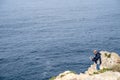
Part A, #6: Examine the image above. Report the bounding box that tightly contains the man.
[90,50,102,70]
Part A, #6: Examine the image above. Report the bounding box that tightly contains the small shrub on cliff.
[99,68,112,73]
[69,71,77,74]
[49,76,56,80]
[93,68,112,75]
[107,54,111,58]
[60,74,65,78]
[104,53,111,58]
[93,72,99,74]
[112,64,120,72]
[59,71,76,78]
[105,53,108,57]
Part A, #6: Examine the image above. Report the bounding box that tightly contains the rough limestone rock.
[53,51,120,80]
[85,71,120,80]
[85,51,120,74]
[54,71,79,80]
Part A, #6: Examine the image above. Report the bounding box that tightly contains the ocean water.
[0,0,120,80]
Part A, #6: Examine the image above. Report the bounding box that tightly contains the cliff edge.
[50,51,120,80]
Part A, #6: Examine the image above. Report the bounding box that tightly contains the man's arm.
[92,53,100,61]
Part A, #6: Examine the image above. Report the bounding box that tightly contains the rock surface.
[53,51,120,80]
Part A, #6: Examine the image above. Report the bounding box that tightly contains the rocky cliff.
[50,51,120,80]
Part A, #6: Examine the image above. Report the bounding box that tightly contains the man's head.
[93,50,97,54]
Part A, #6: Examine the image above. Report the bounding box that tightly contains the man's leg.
[96,64,100,70]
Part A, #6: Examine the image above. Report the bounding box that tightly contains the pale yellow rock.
[85,71,120,80]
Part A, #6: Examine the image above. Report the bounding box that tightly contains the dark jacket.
[92,52,102,64]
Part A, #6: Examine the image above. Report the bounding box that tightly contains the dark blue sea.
[0,0,120,80]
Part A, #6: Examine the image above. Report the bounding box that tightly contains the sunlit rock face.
[100,51,120,68]
[53,51,120,80]
[85,71,120,80]
[86,51,120,74]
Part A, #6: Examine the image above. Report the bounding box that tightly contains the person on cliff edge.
[90,50,102,70]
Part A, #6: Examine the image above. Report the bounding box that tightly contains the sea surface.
[0,0,120,80]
